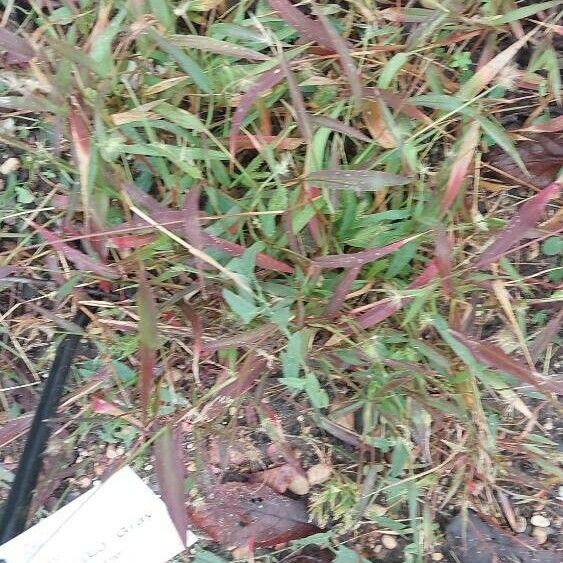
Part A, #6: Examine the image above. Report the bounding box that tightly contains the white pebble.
[77,476,92,489]
[431,554,444,561]
[288,474,310,496]
[530,514,550,528]
[306,463,332,486]
[0,157,20,175]
[381,535,397,550]
[513,516,527,533]
[532,527,548,545]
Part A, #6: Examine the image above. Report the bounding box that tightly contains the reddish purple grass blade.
[325,265,361,318]
[122,182,166,214]
[313,237,410,268]
[434,227,453,296]
[473,181,560,269]
[267,0,337,50]
[530,306,563,363]
[314,7,362,101]
[202,233,294,273]
[441,121,480,215]
[519,115,563,133]
[29,221,118,279]
[279,53,312,143]
[137,271,158,415]
[230,66,286,155]
[311,116,372,142]
[155,426,190,545]
[451,330,563,395]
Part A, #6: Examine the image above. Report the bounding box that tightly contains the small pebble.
[77,476,91,489]
[105,444,119,459]
[0,157,20,175]
[513,516,527,533]
[532,527,548,545]
[530,514,550,528]
[288,474,310,496]
[373,545,382,554]
[381,535,397,550]
[307,463,332,486]
[431,554,444,562]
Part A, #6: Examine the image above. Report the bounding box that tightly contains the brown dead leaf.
[487,132,563,188]
[188,482,319,547]
[362,101,397,148]
[445,511,560,563]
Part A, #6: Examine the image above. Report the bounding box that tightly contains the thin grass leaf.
[450,331,563,395]
[473,181,561,268]
[155,426,190,546]
[313,7,362,101]
[313,237,413,269]
[279,52,312,143]
[311,116,372,142]
[69,99,91,223]
[0,28,35,63]
[325,265,361,318]
[458,30,534,100]
[152,102,206,132]
[171,35,270,61]
[478,115,527,174]
[309,169,410,191]
[230,66,286,154]
[137,270,158,414]
[267,0,337,50]
[440,121,480,215]
[145,27,210,93]
[29,221,117,279]
[484,0,563,25]
[225,135,304,151]
[434,227,453,296]
[201,233,294,273]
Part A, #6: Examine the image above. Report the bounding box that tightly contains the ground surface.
[0,1,562,562]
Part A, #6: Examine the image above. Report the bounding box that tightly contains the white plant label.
[0,466,197,563]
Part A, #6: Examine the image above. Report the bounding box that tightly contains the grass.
[0,0,562,561]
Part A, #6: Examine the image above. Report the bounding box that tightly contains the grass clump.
[0,0,562,561]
